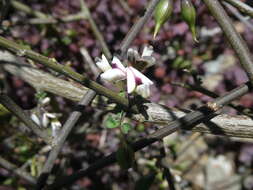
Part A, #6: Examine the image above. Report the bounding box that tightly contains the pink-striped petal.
[129,66,153,85]
[112,56,126,72]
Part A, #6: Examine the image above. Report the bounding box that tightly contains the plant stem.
[120,0,160,57]
[0,156,36,185]
[203,0,253,85]
[0,93,52,144]
[223,0,253,18]
[36,90,96,189]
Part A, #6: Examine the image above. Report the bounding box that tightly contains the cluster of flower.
[95,46,155,98]
[31,97,62,138]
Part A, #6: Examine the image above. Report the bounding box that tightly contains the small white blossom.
[142,45,154,57]
[51,120,62,138]
[31,114,40,126]
[40,97,50,106]
[95,54,111,72]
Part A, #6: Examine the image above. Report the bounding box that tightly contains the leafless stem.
[36,90,96,189]
[0,93,52,144]
[120,0,160,57]
[223,2,253,31]
[203,0,253,84]
[223,0,253,18]
[0,156,36,185]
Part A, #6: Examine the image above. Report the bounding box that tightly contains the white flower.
[97,56,126,82]
[142,45,154,57]
[51,120,62,138]
[42,113,57,128]
[40,97,50,105]
[31,114,40,126]
[96,50,154,98]
[31,112,62,137]
[95,54,112,72]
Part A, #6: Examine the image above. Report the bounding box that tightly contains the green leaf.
[121,123,132,134]
[116,144,135,170]
[35,91,47,100]
[105,115,120,129]
[61,36,72,45]
[134,173,156,190]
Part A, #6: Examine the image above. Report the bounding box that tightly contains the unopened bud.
[153,0,173,38]
[181,0,198,42]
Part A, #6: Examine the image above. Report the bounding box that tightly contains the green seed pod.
[153,0,173,38]
[181,0,198,42]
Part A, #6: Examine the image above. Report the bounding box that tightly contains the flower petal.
[129,66,153,85]
[126,67,136,93]
[31,114,41,126]
[51,121,62,138]
[142,46,153,57]
[100,68,126,82]
[112,56,126,72]
[136,84,151,98]
[45,113,57,119]
[42,113,50,127]
[96,54,112,72]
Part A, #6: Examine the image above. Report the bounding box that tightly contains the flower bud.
[181,0,198,42]
[153,0,173,38]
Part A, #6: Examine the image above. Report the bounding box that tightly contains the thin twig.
[79,0,112,59]
[171,81,252,116]
[11,0,111,59]
[27,12,86,25]
[119,0,134,15]
[11,0,48,19]
[223,2,253,31]
[203,0,253,84]
[0,156,36,185]
[80,47,100,75]
[223,0,253,18]
[48,83,251,189]
[0,94,52,144]
[120,0,160,57]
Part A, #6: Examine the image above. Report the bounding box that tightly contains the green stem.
[0,36,137,112]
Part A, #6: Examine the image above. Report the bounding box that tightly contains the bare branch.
[36,90,96,189]
[223,0,253,18]
[223,2,253,31]
[0,93,52,144]
[0,156,36,185]
[120,0,160,57]
[203,0,253,84]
